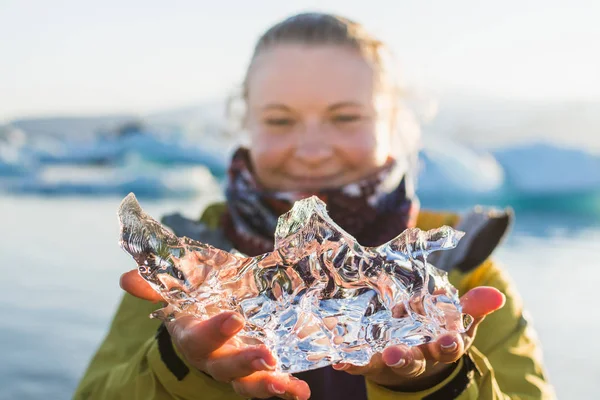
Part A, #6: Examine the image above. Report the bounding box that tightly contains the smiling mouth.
[285,173,343,189]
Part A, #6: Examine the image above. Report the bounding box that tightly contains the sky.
[1,0,599,122]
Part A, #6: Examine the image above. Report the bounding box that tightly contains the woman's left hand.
[332,286,505,391]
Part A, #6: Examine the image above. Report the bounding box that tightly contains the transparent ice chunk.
[118,193,472,373]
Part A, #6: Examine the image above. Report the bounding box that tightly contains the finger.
[424,333,465,364]
[204,344,278,382]
[120,270,163,303]
[333,353,385,376]
[460,286,505,321]
[286,375,311,399]
[382,345,427,378]
[232,372,311,400]
[168,312,245,358]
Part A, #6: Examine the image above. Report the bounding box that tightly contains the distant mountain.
[9,115,136,140]
[5,94,600,153]
[424,93,600,153]
[144,98,237,145]
[145,99,227,126]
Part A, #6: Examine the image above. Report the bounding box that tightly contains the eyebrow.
[261,101,364,112]
[328,101,364,111]
[261,104,291,111]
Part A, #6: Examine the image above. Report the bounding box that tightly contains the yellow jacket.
[74,206,555,399]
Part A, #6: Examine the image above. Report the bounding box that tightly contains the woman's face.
[245,44,394,192]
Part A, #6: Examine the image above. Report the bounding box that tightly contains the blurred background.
[1,1,599,398]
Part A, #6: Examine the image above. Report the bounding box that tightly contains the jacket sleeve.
[72,293,243,400]
[364,259,555,400]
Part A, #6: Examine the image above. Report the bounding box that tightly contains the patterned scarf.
[222,147,419,257]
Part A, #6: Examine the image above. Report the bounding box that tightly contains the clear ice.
[118,193,473,373]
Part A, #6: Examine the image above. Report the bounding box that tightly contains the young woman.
[74,13,554,400]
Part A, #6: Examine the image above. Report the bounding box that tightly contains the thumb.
[460,286,506,322]
[120,269,164,303]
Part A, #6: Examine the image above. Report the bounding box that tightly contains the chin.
[274,174,354,192]
[288,182,343,193]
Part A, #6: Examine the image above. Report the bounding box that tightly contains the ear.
[386,90,399,134]
[224,88,248,138]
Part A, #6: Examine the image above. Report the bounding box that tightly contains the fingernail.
[220,314,244,335]
[332,363,349,371]
[383,348,407,367]
[441,342,458,353]
[387,357,406,368]
[269,383,286,394]
[251,358,275,371]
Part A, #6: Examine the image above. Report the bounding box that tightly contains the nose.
[294,120,333,166]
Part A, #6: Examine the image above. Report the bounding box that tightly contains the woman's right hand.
[120,270,311,400]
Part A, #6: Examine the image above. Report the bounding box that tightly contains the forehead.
[247,44,376,106]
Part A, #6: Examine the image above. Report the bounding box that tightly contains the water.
[2,101,600,398]
[0,194,219,400]
[495,214,600,399]
[1,194,598,399]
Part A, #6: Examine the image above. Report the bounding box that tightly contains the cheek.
[338,123,391,169]
[248,128,292,182]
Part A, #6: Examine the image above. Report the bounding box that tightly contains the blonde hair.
[243,13,395,98]
[227,12,421,182]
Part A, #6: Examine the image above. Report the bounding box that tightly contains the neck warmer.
[222,148,419,256]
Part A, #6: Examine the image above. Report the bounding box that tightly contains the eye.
[265,118,295,126]
[332,114,361,123]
